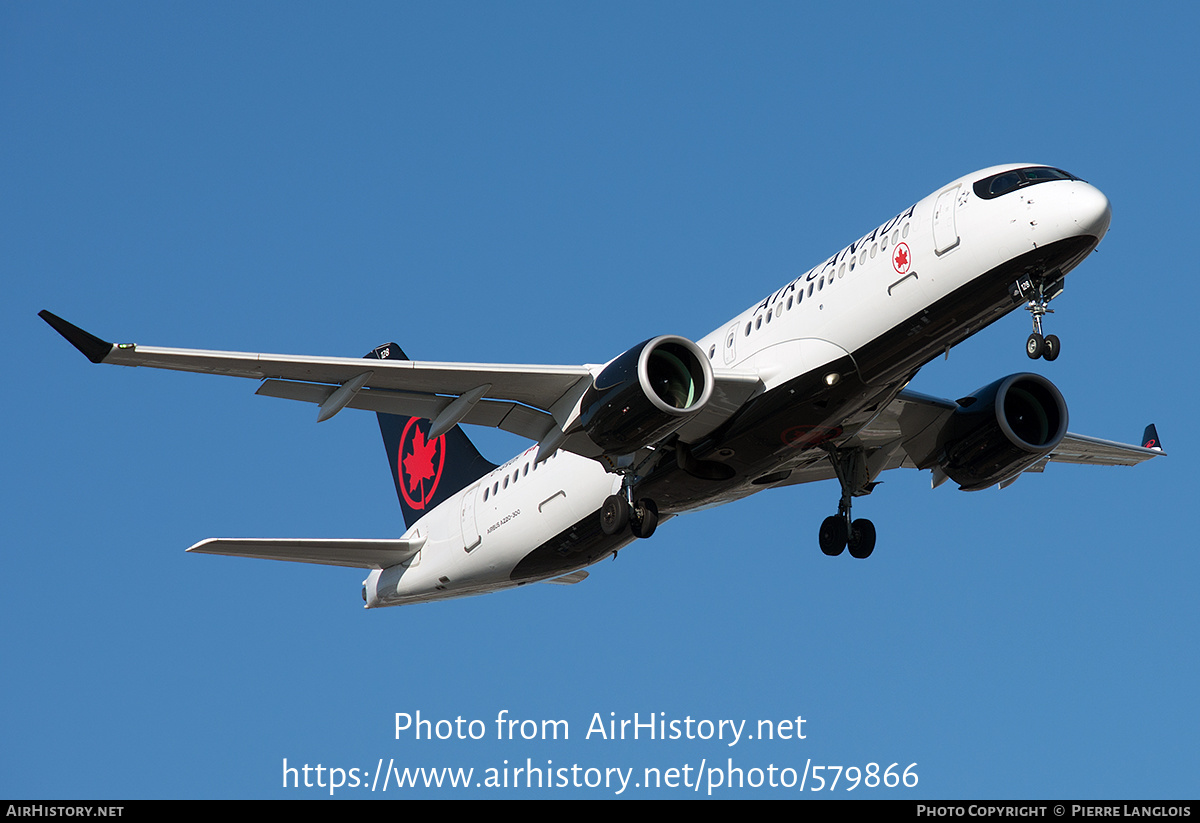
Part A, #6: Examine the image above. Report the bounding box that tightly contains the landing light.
[824,373,841,387]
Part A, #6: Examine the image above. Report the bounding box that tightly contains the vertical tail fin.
[365,343,498,529]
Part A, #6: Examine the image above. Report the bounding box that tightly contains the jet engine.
[936,373,1068,491]
[577,335,713,454]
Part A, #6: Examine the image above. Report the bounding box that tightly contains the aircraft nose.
[1070,183,1112,240]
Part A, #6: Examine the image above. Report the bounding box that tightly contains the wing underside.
[773,387,1163,491]
[186,537,427,569]
[39,311,759,452]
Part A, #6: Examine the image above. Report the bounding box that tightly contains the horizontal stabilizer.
[186,536,427,569]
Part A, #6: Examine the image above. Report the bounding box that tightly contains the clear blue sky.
[3,2,1195,799]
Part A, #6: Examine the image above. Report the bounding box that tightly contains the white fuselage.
[365,165,1112,607]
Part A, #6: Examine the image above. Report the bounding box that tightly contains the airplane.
[40,163,1165,608]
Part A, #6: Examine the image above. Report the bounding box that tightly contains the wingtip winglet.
[1142,423,1164,452]
[39,310,114,364]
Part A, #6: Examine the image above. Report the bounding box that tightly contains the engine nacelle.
[936,373,1068,491]
[577,335,713,454]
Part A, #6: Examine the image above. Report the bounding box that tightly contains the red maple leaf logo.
[404,427,439,492]
[893,243,910,274]
[398,420,445,509]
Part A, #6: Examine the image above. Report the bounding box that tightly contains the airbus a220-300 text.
[42,163,1164,607]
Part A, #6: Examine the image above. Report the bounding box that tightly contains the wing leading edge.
[39,310,591,406]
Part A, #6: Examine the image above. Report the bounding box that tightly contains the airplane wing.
[881,387,1164,468]
[778,387,1164,490]
[1027,430,1165,467]
[39,311,760,453]
[186,536,426,569]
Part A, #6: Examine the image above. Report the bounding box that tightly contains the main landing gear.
[819,510,876,559]
[1011,274,1063,361]
[818,446,877,559]
[601,493,658,539]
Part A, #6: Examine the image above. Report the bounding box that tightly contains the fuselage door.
[461,484,482,552]
[933,185,960,255]
[723,323,738,365]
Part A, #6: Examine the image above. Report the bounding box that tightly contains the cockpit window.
[985,172,1021,197]
[973,166,1079,200]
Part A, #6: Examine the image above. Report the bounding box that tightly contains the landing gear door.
[933,185,960,256]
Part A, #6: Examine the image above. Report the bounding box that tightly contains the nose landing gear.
[1011,274,1063,361]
